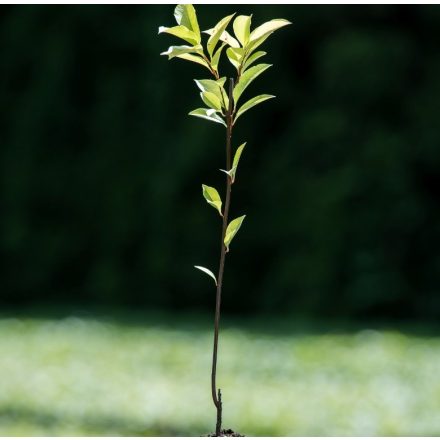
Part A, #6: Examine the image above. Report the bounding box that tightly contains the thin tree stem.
[211,77,234,436]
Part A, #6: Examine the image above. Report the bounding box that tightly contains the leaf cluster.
[159,4,291,126]
[160,5,290,286]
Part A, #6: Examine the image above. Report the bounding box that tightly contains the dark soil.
[206,428,244,437]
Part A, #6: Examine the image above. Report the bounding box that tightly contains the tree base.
[206,428,245,437]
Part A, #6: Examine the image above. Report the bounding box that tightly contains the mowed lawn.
[1,312,440,436]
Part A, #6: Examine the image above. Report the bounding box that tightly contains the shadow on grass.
[0,404,193,436]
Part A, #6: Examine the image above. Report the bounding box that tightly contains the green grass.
[0,312,440,436]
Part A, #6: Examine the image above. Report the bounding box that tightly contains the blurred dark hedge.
[1,5,440,319]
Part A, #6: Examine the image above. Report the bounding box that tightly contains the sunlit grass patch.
[0,313,439,436]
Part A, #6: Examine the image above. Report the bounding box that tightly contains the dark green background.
[2,5,440,319]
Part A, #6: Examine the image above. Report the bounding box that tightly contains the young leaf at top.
[249,18,291,43]
[203,28,240,49]
[202,184,223,216]
[246,18,291,54]
[233,15,252,47]
[189,108,226,126]
[224,215,246,251]
[194,266,217,286]
[232,63,272,105]
[245,34,271,56]
[174,4,201,41]
[234,94,275,123]
[158,25,200,45]
[206,13,235,57]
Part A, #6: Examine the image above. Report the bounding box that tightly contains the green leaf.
[211,42,226,72]
[217,77,227,87]
[242,51,266,72]
[221,142,246,182]
[224,215,246,251]
[195,79,221,97]
[174,4,201,42]
[161,44,203,59]
[249,18,291,43]
[233,15,252,47]
[207,13,235,57]
[189,108,226,126]
[219,30,240,48]
[201,91,222,111]
[226,47,244,71]
[234,94,275,123]
[158,25,199,45]
[203,28,240,49]
[246,33,272,55]
[202,184,223,216]
[216,77,229,109]
[245,19,291,54]
[175,53,211,72]
[232,63,272,105]
[195,78,228,110]
[231,142,246,182]
[220,86,229,111]
[194,266,217,286]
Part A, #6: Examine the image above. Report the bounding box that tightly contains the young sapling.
[159,5,290,435]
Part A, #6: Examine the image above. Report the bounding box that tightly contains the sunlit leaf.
[189,108,226,126]
[174,4,201,42]
[202,184,223,216]
[226,47,244,71]
[249,18,291,43]
[242,51,266,72]
[232,63,272,104]
[158,25,199,45]
[211,42,226,72]
[219,30,240,48]
[234,94,275,123]
[224,215,246,251]
[203,28,240,48]
[195,78,228,110]
[220,86,229,111]
[231,142,246,182]
[194,265,217,286]
[201,91,222,111]
[217,77,227,87]
[195,79,219,95]
[246,33,272,55]
[233,15,252,47]
[245,19,291,54]
[161,44,203,59]
[206,13,235,57]
[175,53,211,72]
